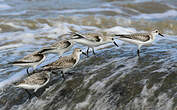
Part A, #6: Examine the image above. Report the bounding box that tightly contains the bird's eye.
[156,31,158,33]
[112,38,114,40]
[80,50,82,52]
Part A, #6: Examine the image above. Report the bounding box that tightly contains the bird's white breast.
[74,39,100,47]
[15,84,41,90]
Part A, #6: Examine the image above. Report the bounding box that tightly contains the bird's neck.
[72,53,80,67]
[46,73,51,78]
[72,52,80,61]
[150,33,156,41]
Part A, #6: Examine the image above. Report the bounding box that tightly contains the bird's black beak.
[113,41,119,47]
[82,52,88,57]
[159,33,164,37]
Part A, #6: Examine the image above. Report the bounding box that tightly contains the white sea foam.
[0,10,26,16]
[134,0,160,3]
[0,44,23,50]
[0,3,11,10]
[132,10,177,19]
[39,22,71,39]
[14,98,47,110]
[156,93,174,110]
[57,7,123,14]
[131,84,162,109]
[64,23,100,32]
[75,95,91,110]
[104,26,137,35]
[0,71,26,89]
[89,81,105,92]
[5,22,25,29]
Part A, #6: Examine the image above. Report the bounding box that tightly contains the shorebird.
[14,70,51,98]
[39,40,74,56]
[10,40,74,75]
[10,52,46,75]
[70,32,119,56]
[43,48,88,78]
[115,29,164,56]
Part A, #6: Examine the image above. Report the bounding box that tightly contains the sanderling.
[70,32,119,56]
[43,48,87,78]
[10,39,74,75]
[10,52,46,75]
[39,40,74,56]
[115,29,164,56]
[14,70,51,98]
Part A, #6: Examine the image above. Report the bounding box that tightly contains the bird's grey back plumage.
[72,32,102,42]
[38,48,55,54]
[38,40,72,54]
[43,56,77,70]
[117,33,151,42]
[15,71,49,85]
[84,33,102,42]
[39,40,72,54]
[72,33,86,39]
[11,53,44,64]
[51,40,71,49]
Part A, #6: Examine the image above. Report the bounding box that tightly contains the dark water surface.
[0,0,177,110]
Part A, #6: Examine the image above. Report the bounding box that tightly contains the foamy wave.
[75,95,91,110]
[0,10,26,16]
[104,26,137,34]
[0,71,25,89]
[57,7,123,14]
[0,3,11,10]
[132,10,177,19]
[0,44,23,50]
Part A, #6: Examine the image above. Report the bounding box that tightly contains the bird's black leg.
[61,71,65,80]
[51,70,58,75]
[33,92,39,98]
[87,47,90,56]
[137,49,140,57]
[92,48,96,55]
[25,89,32,99]
[26,67,30,76]
[66,72,74,75]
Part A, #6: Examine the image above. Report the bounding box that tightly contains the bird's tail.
[115,34,131,39]
[58,32,86,41]
[38,48,55,54]
[2,60,16,68]
[69,32,85,39]
[115,34,126,37]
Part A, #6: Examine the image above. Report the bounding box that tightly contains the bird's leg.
[61,71,65,80]
[66,72,74,75]
[86,47,90,56]
[24,89,32,99]
[33,92,39,98]
[137,49,140,57]
[137,45,141,57]
[26,67,30,76]
[92,47,96,55]
[51,70,58,75]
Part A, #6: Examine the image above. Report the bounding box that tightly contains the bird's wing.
[39,40,72,54]
[43,56,76,70]
[84,33,102,42]
[11,53,44,64]
[50,40,72,49]
[72,32,101,42]
[38,48,56,54]
[16,72,48,85]
[116,33,150,42]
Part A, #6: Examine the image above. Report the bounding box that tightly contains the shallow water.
[0,0,177,110]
